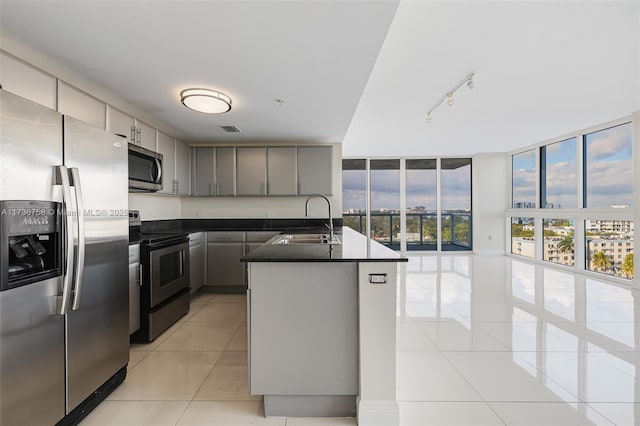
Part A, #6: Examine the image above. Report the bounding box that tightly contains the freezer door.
[62,116,129,412]
[0,90,63,201]
[0,277,65,426]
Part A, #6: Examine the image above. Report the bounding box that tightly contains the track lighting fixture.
[426,72,475,123]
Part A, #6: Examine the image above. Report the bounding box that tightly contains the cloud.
[586,124,632,162]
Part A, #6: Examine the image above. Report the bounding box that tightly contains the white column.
[357,262,399,426]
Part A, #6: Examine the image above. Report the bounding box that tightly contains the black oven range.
[129,211,190,342]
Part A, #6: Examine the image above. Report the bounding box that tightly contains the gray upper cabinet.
[107,106,135,144]
[57,81,106,129]
[297,146,333,195]
[237,147,267,196]
[193,147,215,196]
[136,119,156,152]
[175,140,191,196]
[267,147,297,196]
[215,147,236,196]
[157,130,176,194]
[106,106,156,150]
[0,51,57,110]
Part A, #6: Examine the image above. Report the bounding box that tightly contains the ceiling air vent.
[220,125,241,133]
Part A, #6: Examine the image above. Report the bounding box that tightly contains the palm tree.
[557,236,574,253]
[621,253,634,279]
[591,250,614,272]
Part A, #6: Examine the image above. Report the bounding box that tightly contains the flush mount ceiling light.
[426,72,475,123]
[180,88,232,114]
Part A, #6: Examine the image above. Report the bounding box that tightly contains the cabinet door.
[156,131,176,194]
[57,81,106,129]
[107,106,135,144]
[193,147,215,196]
[175,140,191,196]
[237,147,267,196]
[128,262,140,335]
[267,147,297,195]
[189,233,205,294]
[206,242,245,287]
[297,146,333,195]
[136,119,156,152]
[215,147,236,196]
[0,51,57,109]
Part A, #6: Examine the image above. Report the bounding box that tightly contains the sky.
[342,164,471,212]
[512,123,633,209]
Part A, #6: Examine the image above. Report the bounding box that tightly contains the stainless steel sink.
[271,233,341,245]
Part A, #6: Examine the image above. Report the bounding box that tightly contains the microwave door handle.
[70,168,85,310]
[154,158,162,184]
[55,165,75,315]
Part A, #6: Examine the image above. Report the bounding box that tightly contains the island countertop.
[240,226,407,263]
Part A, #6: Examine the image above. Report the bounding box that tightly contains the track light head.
[446,93,454,106]
[467,77,474,90]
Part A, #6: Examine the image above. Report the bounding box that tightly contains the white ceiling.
[1,1,639,157]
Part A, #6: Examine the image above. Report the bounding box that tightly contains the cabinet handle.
[138,264,143,287]
[216,182,219,196]
[173,179,178,194]
[136,128,142,145]
[131,126,136,144]
[175,179,180,194]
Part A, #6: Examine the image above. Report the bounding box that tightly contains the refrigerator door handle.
[70,168,86,310]
[55,165,75,315]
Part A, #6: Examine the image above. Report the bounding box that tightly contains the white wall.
[181,144,343,219]
[472,153,508,255]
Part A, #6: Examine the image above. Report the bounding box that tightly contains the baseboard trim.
[473,249,505,256]
[357,398,399,426]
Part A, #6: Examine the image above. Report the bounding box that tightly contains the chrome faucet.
[304,194,334,240]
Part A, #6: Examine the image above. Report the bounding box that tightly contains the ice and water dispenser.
[0,201,62,291]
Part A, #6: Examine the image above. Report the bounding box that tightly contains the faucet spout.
[304,194,334,240]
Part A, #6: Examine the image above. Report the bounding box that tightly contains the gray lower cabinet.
[206,232,246,290]
[189,232,205,294]
[248,262,358,416]
[245,231,280,254]
[128,244,140,336]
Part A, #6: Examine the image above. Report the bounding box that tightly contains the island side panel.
[248,262,358,396]
[357,261,400,426]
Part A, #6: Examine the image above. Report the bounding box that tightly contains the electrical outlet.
[265,211,275,218]
[488,234,493,240]
[196,211,206,218]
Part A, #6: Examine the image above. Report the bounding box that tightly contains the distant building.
[586,220,634,234]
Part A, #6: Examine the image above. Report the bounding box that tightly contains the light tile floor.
[81,254,640,425]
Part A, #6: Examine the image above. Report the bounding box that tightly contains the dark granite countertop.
[241,227,407,263]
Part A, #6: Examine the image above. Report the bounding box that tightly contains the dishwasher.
[189,232,205,294]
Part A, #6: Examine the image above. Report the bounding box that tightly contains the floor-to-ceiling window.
[341,159,367,234]
[405,159,437,251]
[342,158,472,252]
[370,159,401,250]
[441,158,472,251]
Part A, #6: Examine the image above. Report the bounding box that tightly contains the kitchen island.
[241,227,407,425]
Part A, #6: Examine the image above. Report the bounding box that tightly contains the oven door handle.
[70,167,85,310]
[55,165,75,315]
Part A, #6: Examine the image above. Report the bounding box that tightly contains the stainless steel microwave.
[128,144,163,192]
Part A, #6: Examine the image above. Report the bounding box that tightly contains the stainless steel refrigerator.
[0,89,129,425]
